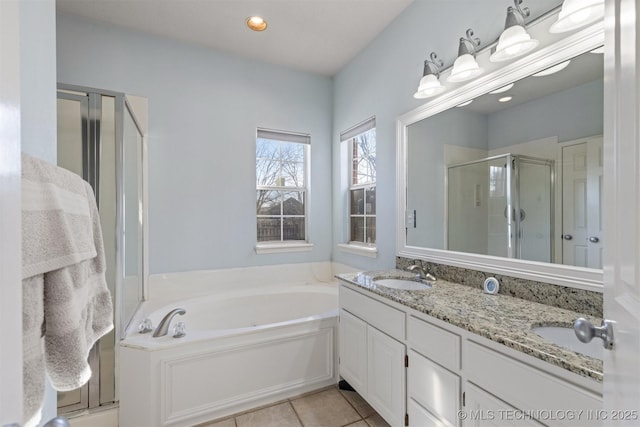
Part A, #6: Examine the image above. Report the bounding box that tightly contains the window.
[342,118,376,246]
[256,128,309,245]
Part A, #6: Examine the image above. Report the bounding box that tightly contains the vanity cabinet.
[464,340,602,427]
[339,286,406,427]
[338,280,603,427]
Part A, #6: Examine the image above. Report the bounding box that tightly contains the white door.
[0,0,24,424]
[603,0,640,419]
[561,137,603,269]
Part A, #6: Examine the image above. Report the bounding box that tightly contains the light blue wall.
[406,108,488,250]
[488,79,604,148]
[331,0,561,270]
[56,13,333,274]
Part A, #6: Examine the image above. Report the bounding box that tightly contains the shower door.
[56,85,145,415]
[447,154,554,262]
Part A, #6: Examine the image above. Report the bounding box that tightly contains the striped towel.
[21,153,113,427]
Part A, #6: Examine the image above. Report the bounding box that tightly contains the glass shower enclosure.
[56,84,145,415]
[447,154,554,263]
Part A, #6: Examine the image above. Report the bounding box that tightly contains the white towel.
[21,153,114,427]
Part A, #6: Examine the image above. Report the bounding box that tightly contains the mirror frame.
[396,15,604,292]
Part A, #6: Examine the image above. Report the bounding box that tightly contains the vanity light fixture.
[532,60,571,77]
[246,16,268,31]
[498,96,513,103]
[489,83,515,94]
[490,0,539,63]
[549,0,604,34]
[447,29,483,83]
[414,52,446,99]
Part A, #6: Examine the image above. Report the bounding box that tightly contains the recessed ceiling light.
[590,46,605,54]
[489,83,514,94]
[532,60,571,77]
[247,16,267,32]
[499,96,513,103]
[456,100,473,107]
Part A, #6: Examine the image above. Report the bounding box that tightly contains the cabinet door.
[408,349,460,426]
[339,309,368,394]
[464,383,542,427]
[367,326,406,427]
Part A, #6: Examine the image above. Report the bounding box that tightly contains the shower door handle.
[562,234,573,240]
[589,236,600,243]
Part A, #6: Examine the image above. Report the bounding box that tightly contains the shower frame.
[56,83,147,415]
[445,153,555,261]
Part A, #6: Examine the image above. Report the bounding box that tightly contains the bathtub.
[119,283,339,427]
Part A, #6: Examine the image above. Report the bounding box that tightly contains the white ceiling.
[56,0,415,76]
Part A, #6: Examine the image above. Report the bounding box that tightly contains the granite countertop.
[336,269,603,383]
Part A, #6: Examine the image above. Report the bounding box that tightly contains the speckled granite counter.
[336,270,603,383]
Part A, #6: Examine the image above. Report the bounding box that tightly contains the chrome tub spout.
[152,308,186,337]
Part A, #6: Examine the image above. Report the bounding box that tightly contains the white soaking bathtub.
[119,283,339,427]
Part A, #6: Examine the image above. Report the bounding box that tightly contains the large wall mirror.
[396,15,604,291]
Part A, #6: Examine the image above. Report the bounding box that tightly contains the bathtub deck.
[197,386,389,427]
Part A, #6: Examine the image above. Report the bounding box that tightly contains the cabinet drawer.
[465,341,602,426]
[408,398,449,427]
[340,285,405,339]
[408,315,460,371]
[408,349,460,427]
[464,382,543,427]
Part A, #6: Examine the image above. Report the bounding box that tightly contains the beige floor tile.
[344,421,369,427]
[236,402,302,427]
[197,418,236,427]
[291,388,361,427]
[339,389,376,418]
[364,413,391,427]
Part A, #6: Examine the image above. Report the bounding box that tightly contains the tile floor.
[197,386,391,427]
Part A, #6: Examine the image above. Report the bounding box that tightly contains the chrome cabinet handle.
[589,236,600,243]
[562,234,573,240]
[574,318,614,350]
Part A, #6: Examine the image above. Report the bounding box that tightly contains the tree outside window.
[349,127,376,245]
[256,130,309,243]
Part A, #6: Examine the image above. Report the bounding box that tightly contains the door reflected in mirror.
[406,48,603,270]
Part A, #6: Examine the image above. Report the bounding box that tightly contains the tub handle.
[138,318,154,334]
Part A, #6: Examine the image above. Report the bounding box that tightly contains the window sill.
[337,243,378,258]
[255,242,314,254]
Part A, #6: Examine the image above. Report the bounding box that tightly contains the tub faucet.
[152,308,186,337]
[407,265,436,282]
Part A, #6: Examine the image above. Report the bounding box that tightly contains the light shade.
[447,54,483,82]
[490,25,539,62]
[550,0,604,33]
[532,60,571,77]
[414,74,445,99]
[447,29,483,83]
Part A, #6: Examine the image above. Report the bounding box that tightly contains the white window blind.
[258,128,310,145]
[340,117,376,142]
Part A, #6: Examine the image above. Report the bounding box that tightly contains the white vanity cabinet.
[464,340,602,427]
[338,280,603,427]
[339,285,406,427]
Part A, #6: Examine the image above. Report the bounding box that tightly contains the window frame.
[340,117,377,254]
[255,128,312,254]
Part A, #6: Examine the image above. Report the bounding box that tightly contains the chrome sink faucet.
[152,308,186,337]
[407,264,436,282]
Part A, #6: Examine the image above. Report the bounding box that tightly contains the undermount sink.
[532,326,603,359]
[374,278,432,291]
